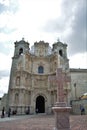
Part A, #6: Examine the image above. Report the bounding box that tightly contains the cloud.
[43,0,76,33]
[0,70,10,79]
[0,12,18,35]
[67,0,87,55]
[43,0,87,56]
[0,90,5,97]
[0,52,12,70]
[0,52,11,97]
[0,41,13,55]
[0,0,19,14]
[0,77,9,97]
[69,52,87,68]
[0,26,16,34]
[0,0,87,97]
[0,3,7,13]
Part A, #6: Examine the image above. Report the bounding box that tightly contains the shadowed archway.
[36,95,45,113]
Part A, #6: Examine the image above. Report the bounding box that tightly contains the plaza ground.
[0,114,87,130]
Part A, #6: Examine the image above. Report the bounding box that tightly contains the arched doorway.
[36,96,45,113]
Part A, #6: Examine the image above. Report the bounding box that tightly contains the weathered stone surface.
[0,115,87,130]
[1,39,86,116]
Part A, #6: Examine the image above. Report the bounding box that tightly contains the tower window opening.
[59,50,63,57]
[19,48,23,55]
[38,66,44,73]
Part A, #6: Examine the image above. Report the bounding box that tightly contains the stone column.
[52,102,71,130]
[49,68,71,130]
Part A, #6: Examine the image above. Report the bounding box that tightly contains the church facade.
[7,39,87,114]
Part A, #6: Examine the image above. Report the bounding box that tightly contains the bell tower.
[8,38,30,89]
[14,38,29,57]
[52,40,69,71]
[8,38,30,112]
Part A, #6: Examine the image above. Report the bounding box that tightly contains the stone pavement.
[0,114,87,130]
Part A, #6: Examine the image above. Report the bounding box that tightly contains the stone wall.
[71,99,87,115]
[70,69,87,100]
[0,98,2,111]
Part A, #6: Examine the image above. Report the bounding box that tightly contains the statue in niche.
[16,76,20,86]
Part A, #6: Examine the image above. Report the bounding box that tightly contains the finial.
[57,38,60,42]
[22,37,24,41]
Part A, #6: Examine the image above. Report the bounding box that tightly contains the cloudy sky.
[0,0,87,97]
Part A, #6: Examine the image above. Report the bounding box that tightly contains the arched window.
[38,66,44,73]
[59,49,63,57]
[19,48,23,55]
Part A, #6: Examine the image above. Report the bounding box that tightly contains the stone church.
[7,39,87,114]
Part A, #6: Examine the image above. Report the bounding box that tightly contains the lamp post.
[74,83,77,99]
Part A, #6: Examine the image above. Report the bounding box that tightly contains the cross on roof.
[49,68,71,102]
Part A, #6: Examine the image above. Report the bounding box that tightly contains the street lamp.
[74,83,77,99]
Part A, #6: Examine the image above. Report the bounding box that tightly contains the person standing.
[1,107,5,118]
[80,104,85,115]
[8,107,11,117]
